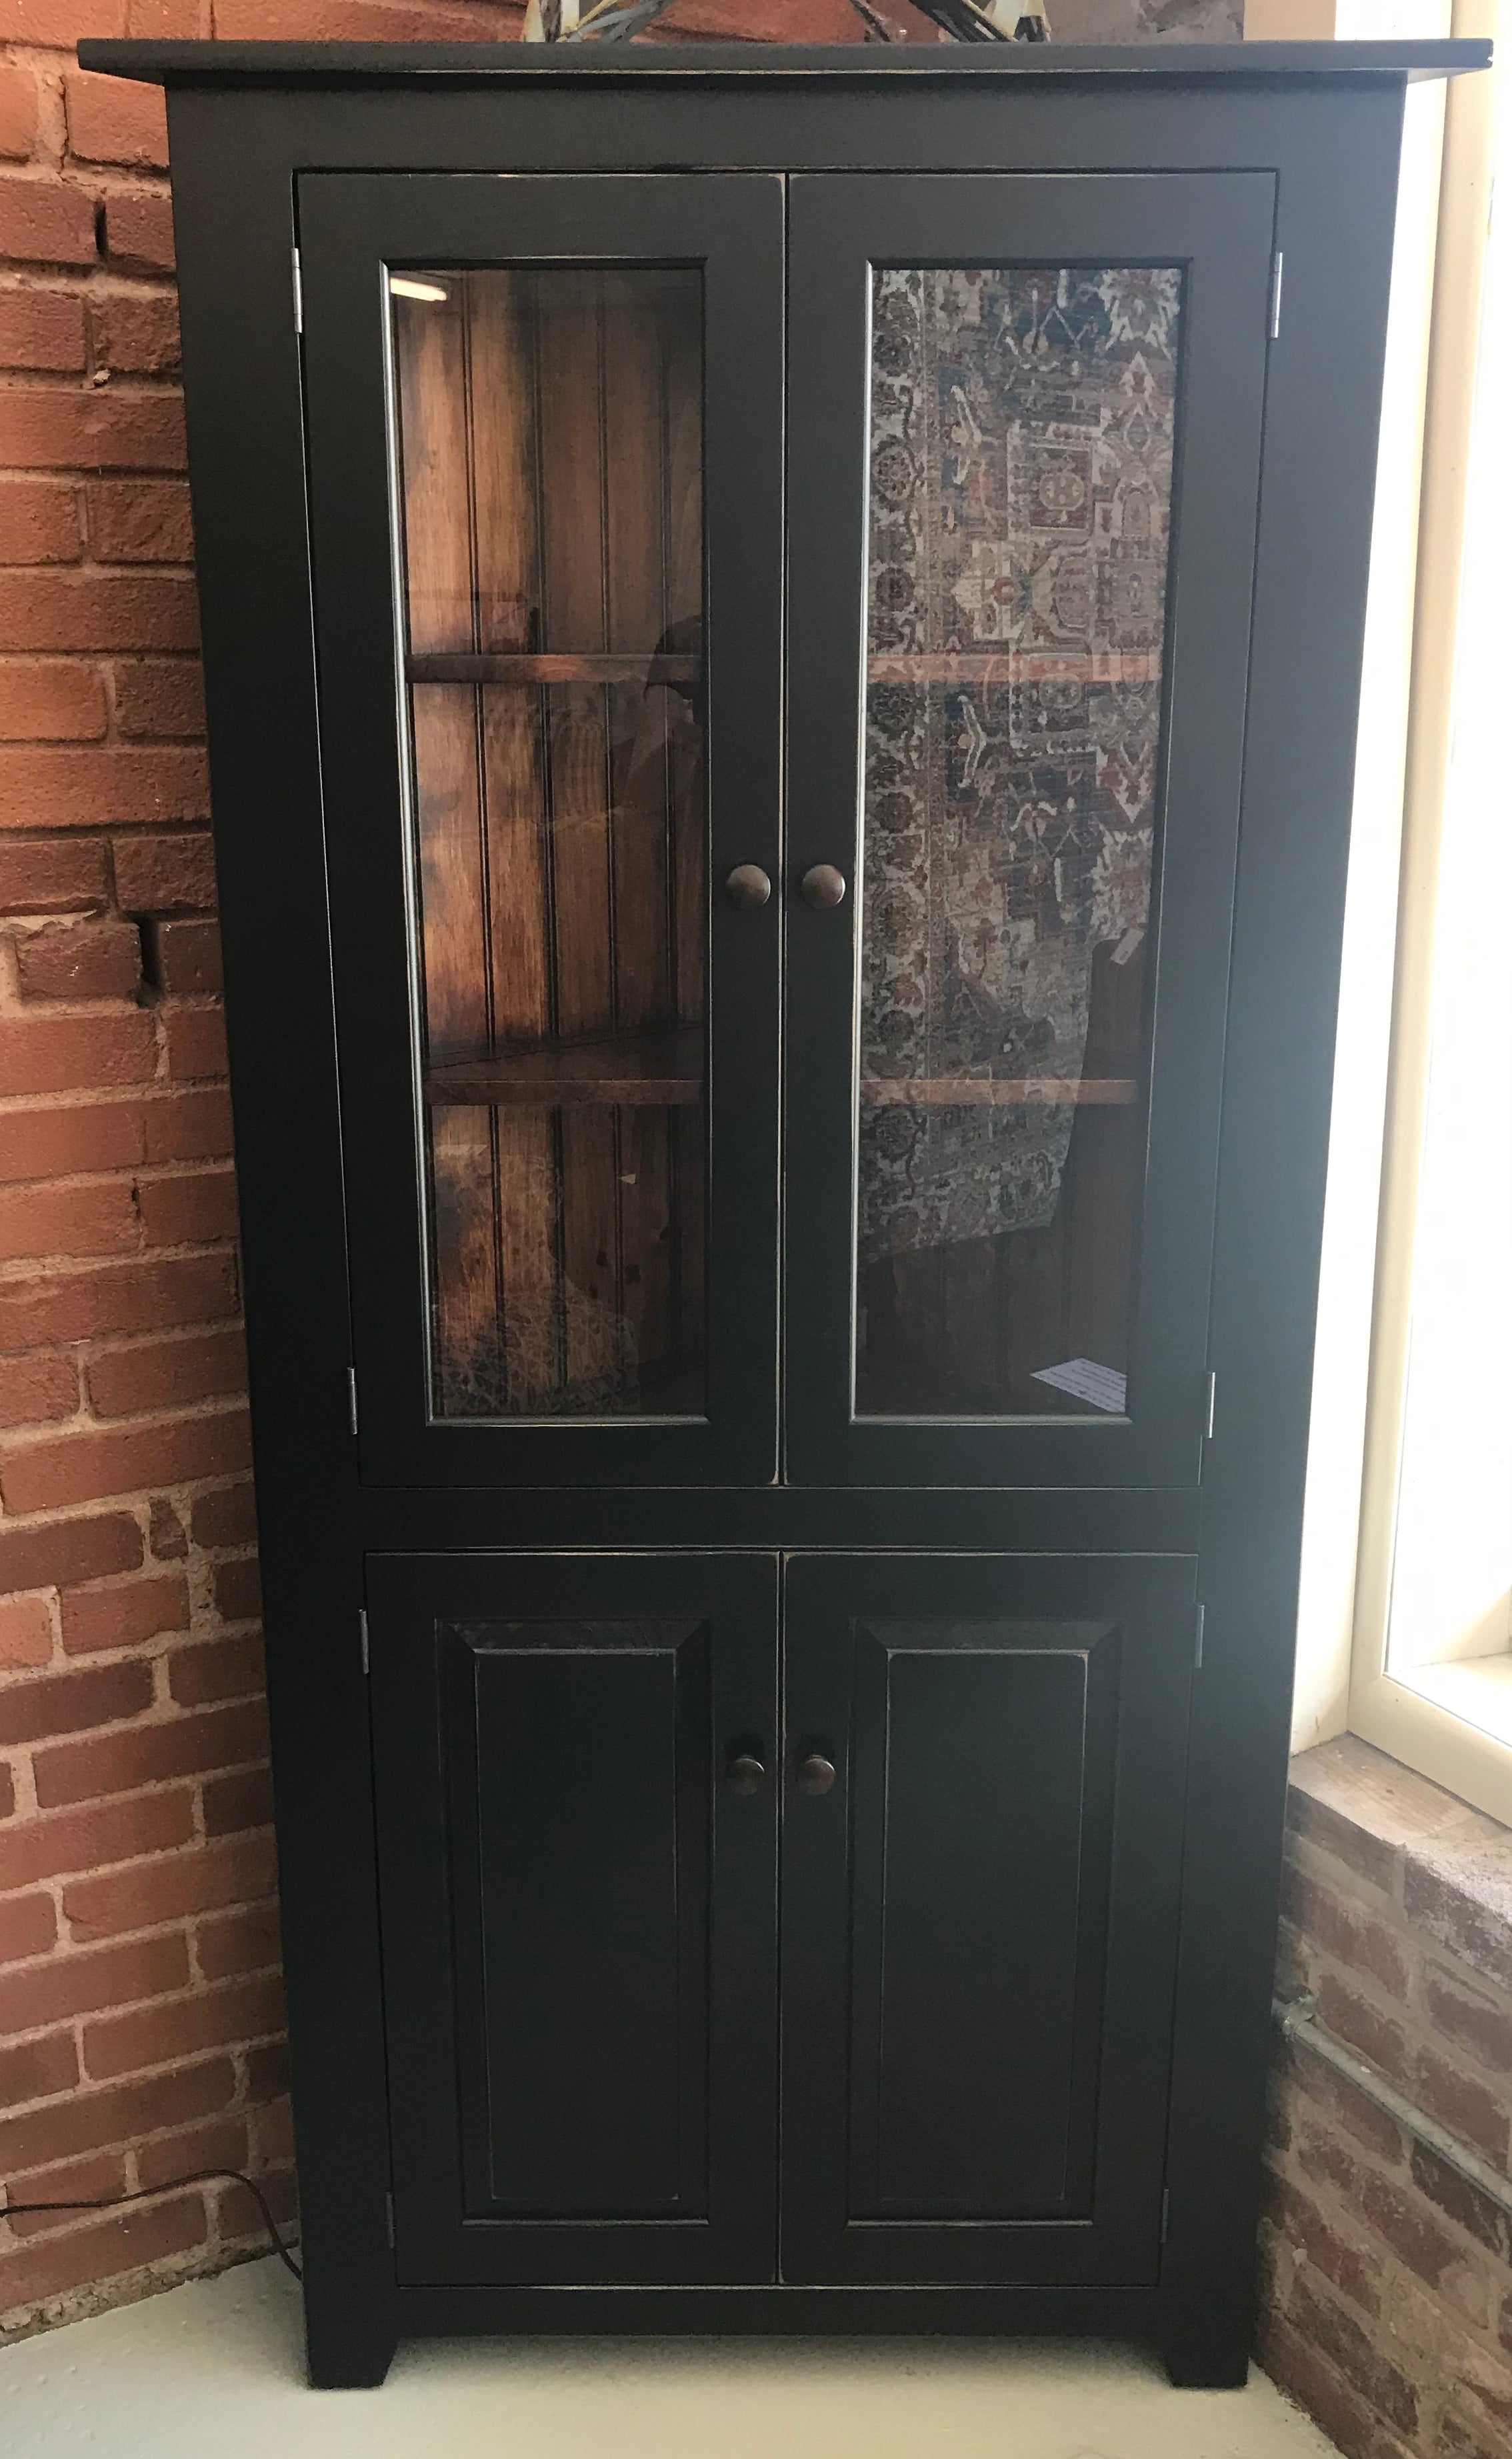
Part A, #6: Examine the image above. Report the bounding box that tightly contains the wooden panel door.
[784,173,1275,1487]
[368,1553,778,2286]
[780,1554,1196,2285]
[298,175,782,1486]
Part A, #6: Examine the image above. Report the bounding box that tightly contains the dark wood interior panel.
[445,1617,711,2219]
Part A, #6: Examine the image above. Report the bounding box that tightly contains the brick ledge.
[1289,1733,1512,1996]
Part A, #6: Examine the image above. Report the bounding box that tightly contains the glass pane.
[390,267,705,1419]
[855,265,1182,1420]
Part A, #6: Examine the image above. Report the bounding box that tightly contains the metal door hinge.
[359,1608,370,1678]
[1193,1604,1206,1672]
[1203,1370,1217,1443]
[1161,2185,1171,2245]
[347,1367,359,1438]
[291,247,303,334]
[1269,251,1283,341]
[384,2189,395,2249]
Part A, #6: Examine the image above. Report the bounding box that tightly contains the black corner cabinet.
[83,35,1489,2391]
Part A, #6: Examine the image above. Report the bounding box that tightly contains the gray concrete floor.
[0,2256,1338,2458]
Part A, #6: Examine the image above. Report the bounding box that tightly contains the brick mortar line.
[0,599,197,611]
[0,1082,223,1112]
[0,1159,235,1183]
[1,817,210,838]
[0,1811,262,1892]
[0,1248,239,1278]
[0,1963,283,2050]
[5,1328,245,1355]
[0,1391,249,1447]
[0,664,196,673]
[0,271,179,292]
[2,1989,284,2062]
[0,1759,272,1822]
[1276,1993,1512,2219]
[0,1480,239,1523]
[0,1232,240,1280]
[1,1888,269,1961]
[0,370,180,387]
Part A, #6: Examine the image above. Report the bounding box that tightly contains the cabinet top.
[77,38,1489,91]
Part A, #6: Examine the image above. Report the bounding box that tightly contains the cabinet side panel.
[1163,87,1405,2386]
[165,84,398,2383]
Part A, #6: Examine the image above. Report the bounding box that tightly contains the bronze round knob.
[796,1751,837,1797]
[726,1752,766,1796]
[725,863,772,911]
[799,863,847,910]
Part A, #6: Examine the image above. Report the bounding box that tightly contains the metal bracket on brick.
[1275,1992,1512,2223]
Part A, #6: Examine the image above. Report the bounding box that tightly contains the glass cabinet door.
[299,176,782,1486]
[393,267,705,1424]
[785,175,1277,1488]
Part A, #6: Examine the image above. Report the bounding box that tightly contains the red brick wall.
[1261,1738,1512,2459]
[0,7,290,2338]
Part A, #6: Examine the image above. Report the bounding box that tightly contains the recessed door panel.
[780,1554,1195,2286]
[458,1628,708,2217]
[848,1625,1116,2219]
[299,174,781,1486]
[369,1553,778,2286]
[785,173,1275,1487]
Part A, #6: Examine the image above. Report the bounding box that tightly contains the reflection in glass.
[855,265,1183,1420]
[391,268,705,1419]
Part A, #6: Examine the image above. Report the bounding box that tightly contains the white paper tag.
[1031,1358,1127,1414]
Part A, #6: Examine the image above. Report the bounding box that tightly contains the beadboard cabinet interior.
[81,34,1489,2396]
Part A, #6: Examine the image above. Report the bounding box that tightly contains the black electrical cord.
[1,2167,301,2281]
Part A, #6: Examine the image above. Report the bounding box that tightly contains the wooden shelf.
[425,1027,704,1110]
[867,652,1161,687]
[427,1053,1136,1112]
[862,1077,1139,1108]
[408,651,701,689]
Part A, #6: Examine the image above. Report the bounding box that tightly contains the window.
[1295,1,1512,1824]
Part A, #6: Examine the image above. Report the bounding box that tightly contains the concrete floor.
[0,2256,1338,2459]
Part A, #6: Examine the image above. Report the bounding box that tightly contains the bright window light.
[1386,64,1512,1726]
[389,276,450,304]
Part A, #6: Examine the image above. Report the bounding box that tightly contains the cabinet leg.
[303,2287,397,2389]
[1159,2302,1253,2390]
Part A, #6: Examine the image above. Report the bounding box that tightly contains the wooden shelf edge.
[867,652,1161,687]
[427,1063,1135,1111]
[409,651,701,689]
[426,1027,705,1110]
[862,1078,1139,1108]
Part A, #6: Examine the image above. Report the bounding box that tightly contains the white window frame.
[1278,0,1512,1824]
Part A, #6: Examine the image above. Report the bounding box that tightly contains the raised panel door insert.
[390,267,707,1424]
[857,264,1183,1422]
[442,1615,713,2220]
[846,1618,1117,2219]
